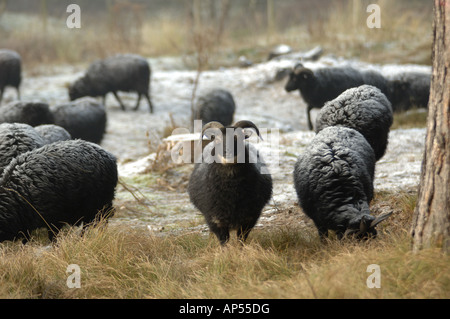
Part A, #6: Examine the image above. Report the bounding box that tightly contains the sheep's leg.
[307,105,314,130]
[144,93,154,113]
[0,88,3,105]
[16,87,20,100]
[112,91,127,111]
[133,93,142,111]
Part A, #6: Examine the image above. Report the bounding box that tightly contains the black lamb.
[34,124,72,144]
[50,97,107,144]
[0,101,54,126]
[293,126,392,239]
[69,53,154,112]
[386,71,431,112]
[192,88,236,127]
[0,123,45,175]
[188,121,273,245]
[0,49,21,105]
[0,139,118,242]
[284,63,365,130]
[315,85,393,161]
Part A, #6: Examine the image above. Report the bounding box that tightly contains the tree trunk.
[411,0,450,253]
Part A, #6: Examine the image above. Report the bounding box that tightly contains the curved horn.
[369,211,393,228]
[233,120,261,139]
[201,121,224,140]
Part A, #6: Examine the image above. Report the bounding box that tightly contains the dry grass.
[0,190,448,299]
[0,1,433,70]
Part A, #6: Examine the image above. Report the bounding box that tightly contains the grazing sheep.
[188,121,273,245]
[69,54,154,112]
[284,64,365,130]
[34,124,72,144]
[387,72,431,112]
[0,101,54,126]
[315,85,393,161]
[0,49,21,105]
[192,89,236,127]
[0,123,45,175]
[50,97,107,144]
[0,139,118,242]
[293,126,392,239]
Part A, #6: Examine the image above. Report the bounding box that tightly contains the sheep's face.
[68,80,85,101]
[345,211,393,240]
[285,68,315,92]
[201,121,260,165]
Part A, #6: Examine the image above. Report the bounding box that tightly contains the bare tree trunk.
[411,0,450,253]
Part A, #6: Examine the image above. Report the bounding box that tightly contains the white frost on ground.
[2,53,429,230]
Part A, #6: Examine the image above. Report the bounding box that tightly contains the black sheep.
[50,97,107,144]
[34,124,72,144]
[192,88,236,127]
[315,85,393,161]
[188,121,273,245]
[386,72,431,112]
[0,101,54,126]
[293,126,392,239]
[284,64,365,130]
[0,123,45,175]
[0,49,21,105]
[0,139,118,242]
[69,54,154,112]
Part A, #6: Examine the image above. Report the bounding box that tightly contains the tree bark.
[411,0,450,253]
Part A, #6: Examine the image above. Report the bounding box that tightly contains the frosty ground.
[2,54,430,236]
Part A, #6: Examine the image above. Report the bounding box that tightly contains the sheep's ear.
[201,121,224,141]
[234,120,261,140]
[369,211,393,228]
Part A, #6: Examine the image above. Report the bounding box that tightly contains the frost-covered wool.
[284,64,365,130]
[192,88,236,127]
[0,49,21,105]
[0,123,45,175]
[34,124,72,144]
[293,126,378,238]
[315,85,393,161]
[51,97,106,144]
[69,54,154,112]
[0,139,118,242]
[0,101,54,126]
[188,121,273,245]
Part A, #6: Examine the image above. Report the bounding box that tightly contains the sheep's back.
[294,127,375,222]
[0,140,118,233]
[0,123,45,175]
[87,54,151,94]
[51,98,106,144]
[0,101,54,126]
[307,67,365,107]
[315,85,393,161]
[193,89,236,126]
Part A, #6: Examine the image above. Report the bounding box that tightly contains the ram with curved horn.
[188,120,272,245]
[293,126,393,239]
